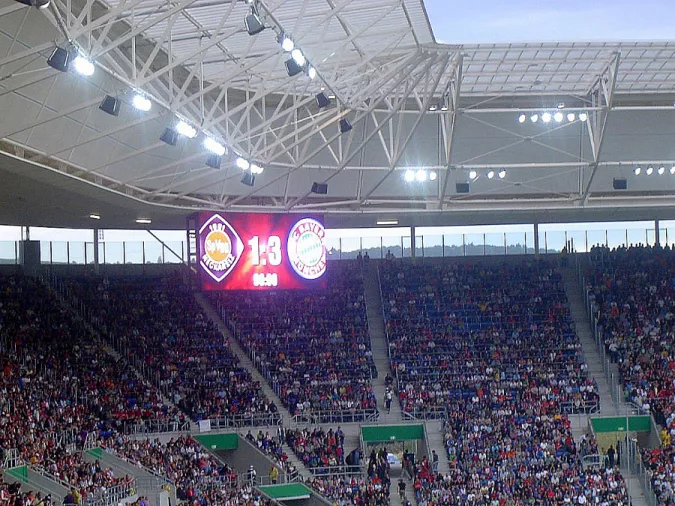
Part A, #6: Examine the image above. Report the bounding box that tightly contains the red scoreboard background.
[197,212,327,290]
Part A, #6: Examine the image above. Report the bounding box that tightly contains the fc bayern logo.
[199,214,243,283]
[287,218,327,280]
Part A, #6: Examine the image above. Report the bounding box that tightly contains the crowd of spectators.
[244,429,298,479]
[64,276,276,424]
[381,261,598,417]
[0,478,53,505]
[587,245,675,505]
[308,476,389,506]
[285,427,345,474]
[215,264,377,420]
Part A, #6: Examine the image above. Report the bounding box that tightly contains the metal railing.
[1,448,21,469]
[122,418,191,435]
[402,406,448,421]
[290,409,379,425]
[580,454,607,469]
[203,412,282,431]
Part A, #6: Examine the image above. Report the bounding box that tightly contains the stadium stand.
[244,429,299,480]
[587,245,675,505]
[213,263,377,422]
[285,427,345,474]
[62,276,278,426]
[307,475,390,506]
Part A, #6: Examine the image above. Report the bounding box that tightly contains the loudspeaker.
[613,178,627,190]
[99,95,121,116]
[311,182,328,194]
[160,128,179,146]
[245,12,265,35]
[456,182,470,194]
[316,92,331,109]
[339,118,352,133]
[241,172,255,187]
[285,58,303,77]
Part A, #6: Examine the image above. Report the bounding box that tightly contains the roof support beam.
[438,54,463,209]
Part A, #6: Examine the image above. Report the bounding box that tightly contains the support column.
[534,224,540,256]
[655,219,660,246]
[93,228,100,275]
[410,227,416,258]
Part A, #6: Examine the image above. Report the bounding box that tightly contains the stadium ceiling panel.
[0,0,675,222]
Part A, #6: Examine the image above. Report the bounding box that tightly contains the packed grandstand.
[4,250,673,505]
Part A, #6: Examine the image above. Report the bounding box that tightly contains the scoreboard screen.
[197,212,327,290]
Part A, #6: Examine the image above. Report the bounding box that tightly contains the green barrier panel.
[258,483,312,500]
[194,433,239,450]
[591,416,651,433]
[361,424,424,443]
[6,465,28,483]
[87,448,104,460]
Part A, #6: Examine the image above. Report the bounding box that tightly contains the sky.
[424,0,675,44]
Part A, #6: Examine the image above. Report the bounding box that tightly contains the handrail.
[402,406,447,421]
[203,412,282,431]
[290,409,379,425]
[122,418,191,435]
[1,448,21,469]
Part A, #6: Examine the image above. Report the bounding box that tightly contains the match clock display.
[198,212,327,290]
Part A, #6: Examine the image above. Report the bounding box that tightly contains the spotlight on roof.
[518,113,526,123]
[245,6,265,35]
[285,58,303,77]
[159,128,179,146]
[659,164,666,175]
[634,166,641,175]
[541,112,552,123]
[47,47,72,72]
[250,163,264,175]
[579,112,588,122]
[554,112,564,123]
[429,171,438,181]
[204,137,226,156]
[567,112,576,122]
[404,170,415,182]
[557,102,565,109]
[530,114,539,123]
[14,0,51,9]
[136,218,152,224]
[498,169,506,179]
[440,103,448,111]
[469,170,478,180]
[429,104,438,111]
[176,120,197,139]
[307,66,316,79]
[646,165,654,176]
[487,170,495,179]
[99,95,120,116]
[291,49,305,66]
[671,166,675,175]
[72,55,95,76]
[241,171,255,186]
[280,36,294,52]
[339,118,352,134]
[316,92,331,109]
[415,170,427,182]
[89,213,101,220]
[132,94,152,112]
[205,154,221,169]
[236,157,251,171]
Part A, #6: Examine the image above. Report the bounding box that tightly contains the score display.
[197,212,327,290]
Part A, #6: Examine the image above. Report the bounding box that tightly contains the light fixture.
[429,104,438,111]
[469,170,478,180]
[498,169,506,179]
[72,55,95,76]
[415,169,427,182]
[429,171,438,181]
[159,128,179,146]
[307,66,316,79]
[541,112,552,123]
[487,170,495,179]
[204,137,226,156]
[281,36,294,52]
[236,157,250,171]
[136,218,152,224]
[241,172,255,186]
[646,165,654,175]
[557,102,565,109]
[245,7,265,35]
[567,112,576,122]
[404,170,415,182]
[99,95,120,116]
[47,47,71,72]
[659,164,666,175]
[15,0,51,9]
[339,118,352,134]
[132,94,152,112]
[579,112,588,122]
[634,166,641,175]
[377,220,399,226]
[316,92,330,109]
[291,49,306,66]
[671,166,675,175]
[206,154,221,169]
[518,113,526,123]
[530,114,539,123]
[176,120,197,138]
[250,163,264,175]
[554,112,564,123]
[89,213,101,220]
[285,58,303,77]
[440,103,448,111]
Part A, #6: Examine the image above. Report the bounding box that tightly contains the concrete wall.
[215,435,286,483]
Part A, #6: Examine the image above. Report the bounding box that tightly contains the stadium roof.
[0,0,675,228]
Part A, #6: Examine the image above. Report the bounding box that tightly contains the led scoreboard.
[197,212,327,290]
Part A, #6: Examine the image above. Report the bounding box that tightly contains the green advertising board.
[194,433,239,450]
[361,424,425,443]
[590,416,651,433]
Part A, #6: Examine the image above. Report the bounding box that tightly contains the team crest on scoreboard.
[287,218,327,280]
[199,214,243,282]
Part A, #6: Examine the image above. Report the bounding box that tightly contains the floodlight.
[554,112,564,123]
[236,157,250,170]
[281,36,294,52]
[671,166,675,175]
[530,114,538,123]
[176,120,197,138]
[487,170,495,179]
[429,171,438,181]
[498,169,506,179]
[250,163,264,175]
[579,112,588,122]
[291,49,305,66]
[404,170,415,182]
[415,170,427,182]
[541,112,552,123]
[72,55,95,76]
[567,113,576,122]
[204,137,226,156]
[307,66,316,79]
[646,165,654,175]
[634,166,641,175]
[659,165,666,175]
[132,94,152,111]
[469,170,478,180]
[518,113,526,123]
